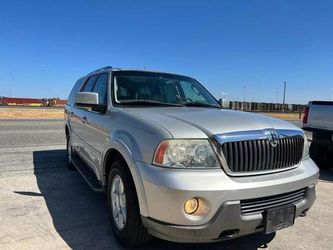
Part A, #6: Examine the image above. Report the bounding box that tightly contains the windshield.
[113,71,219,107]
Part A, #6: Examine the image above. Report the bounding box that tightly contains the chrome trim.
[212,129,305,177]
[213,129,304,144]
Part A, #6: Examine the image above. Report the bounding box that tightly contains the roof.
[85,66,192,79]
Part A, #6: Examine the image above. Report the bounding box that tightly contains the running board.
[72,155,104,192]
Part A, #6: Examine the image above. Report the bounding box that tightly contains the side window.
[82,75,98,92]
[67,78,85,106]
[93,74,108,105]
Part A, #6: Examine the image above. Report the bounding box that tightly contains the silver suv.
[65,66,319,247]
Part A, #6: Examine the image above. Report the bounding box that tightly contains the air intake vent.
[240,188,307,215]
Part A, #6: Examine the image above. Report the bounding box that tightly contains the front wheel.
[107,159,151,247]
[66,136,75,170]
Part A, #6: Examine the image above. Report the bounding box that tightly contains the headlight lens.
[302,134,310,160]
[153,140,220,168]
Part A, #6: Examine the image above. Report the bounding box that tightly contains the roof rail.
[88,66,112,75]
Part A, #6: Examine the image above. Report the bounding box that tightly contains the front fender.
[102,130,149,217]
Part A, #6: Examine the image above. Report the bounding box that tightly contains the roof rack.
[88,66,113,75]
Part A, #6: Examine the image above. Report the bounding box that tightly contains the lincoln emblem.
[265,129,279,147]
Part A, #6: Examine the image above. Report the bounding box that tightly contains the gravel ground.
[0,119,332,250]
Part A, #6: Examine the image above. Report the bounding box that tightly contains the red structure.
[0,96,67,107]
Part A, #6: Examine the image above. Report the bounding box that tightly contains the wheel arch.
[103,143,148,216]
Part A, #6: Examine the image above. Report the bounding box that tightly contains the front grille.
[240,188,307,215]
[221,137,304,173]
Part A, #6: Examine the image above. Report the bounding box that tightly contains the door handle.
[70,111,74,117]
[82,116,88,124]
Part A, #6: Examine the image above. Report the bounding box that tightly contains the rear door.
[65,77,85,152]
[73,75,99,156]
[79,73,109,179]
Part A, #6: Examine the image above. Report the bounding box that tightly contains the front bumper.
[134,157,319,243]
[142,185,316,243]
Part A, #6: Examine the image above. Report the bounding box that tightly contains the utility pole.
[282,81,287,112]
[276,91,279,111]
[276,91,279,103]
[243,86,246,111]
[9,72,12,97]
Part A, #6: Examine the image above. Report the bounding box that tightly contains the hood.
[124,107,302,138]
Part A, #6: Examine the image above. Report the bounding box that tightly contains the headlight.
[153,139,220,168]
[302,134,310,160]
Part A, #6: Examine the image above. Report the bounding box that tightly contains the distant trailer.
[48,98,67,106]
[0,97,66,107]
[0,97,43,106]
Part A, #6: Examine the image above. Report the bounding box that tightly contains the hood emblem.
[265,129,279,147]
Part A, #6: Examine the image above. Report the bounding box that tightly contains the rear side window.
[82,75,98,92]
[67,78,85,106]
[93,74,108,105]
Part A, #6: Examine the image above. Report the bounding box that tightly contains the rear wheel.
[107,159,151,247]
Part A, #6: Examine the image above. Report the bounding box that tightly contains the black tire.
[107,158,151,247]
[66,135,75,170]
[310,143,331,169]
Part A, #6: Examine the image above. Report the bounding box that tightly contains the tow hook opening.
[300,209,308,217]
[218,229,240,239]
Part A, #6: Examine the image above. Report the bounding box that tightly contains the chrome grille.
[241,188,307,215]
[221,136,304,173]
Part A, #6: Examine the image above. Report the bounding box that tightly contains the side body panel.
[65,77,86,150]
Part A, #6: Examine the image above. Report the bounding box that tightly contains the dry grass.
[0,108,64,119]
[0,107,302,121]
[256,112,303,121]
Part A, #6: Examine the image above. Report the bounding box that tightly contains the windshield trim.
[111,70,221,108]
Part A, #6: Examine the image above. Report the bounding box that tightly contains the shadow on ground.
[319,169,333,182]
[145,233,275,249]
[31,149,277,249]
[32,149,121,249]
[310,143,333,182]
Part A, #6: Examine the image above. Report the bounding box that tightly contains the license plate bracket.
[264,205,296,234]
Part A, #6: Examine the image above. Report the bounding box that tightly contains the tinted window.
[82,75,98,92]
[67,78,85,106]
[179,81,206,102]
[113,71,218,106]
[93,74,108,105]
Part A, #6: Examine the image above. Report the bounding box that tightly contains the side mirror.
[219,98,230,108]
[75,92,106,112]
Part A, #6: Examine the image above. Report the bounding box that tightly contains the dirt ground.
[258,112,303,121]
[0,108,64,119]
[0,107,302,121]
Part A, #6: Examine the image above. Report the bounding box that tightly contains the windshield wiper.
[118,100,182,107]
[182,101,222,109]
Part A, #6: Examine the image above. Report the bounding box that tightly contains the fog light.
[184,198,199,214]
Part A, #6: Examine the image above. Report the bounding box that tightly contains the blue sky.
[0,0,332,104]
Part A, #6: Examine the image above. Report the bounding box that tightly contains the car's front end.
[109,69,319,244]
[134,129,318,243]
